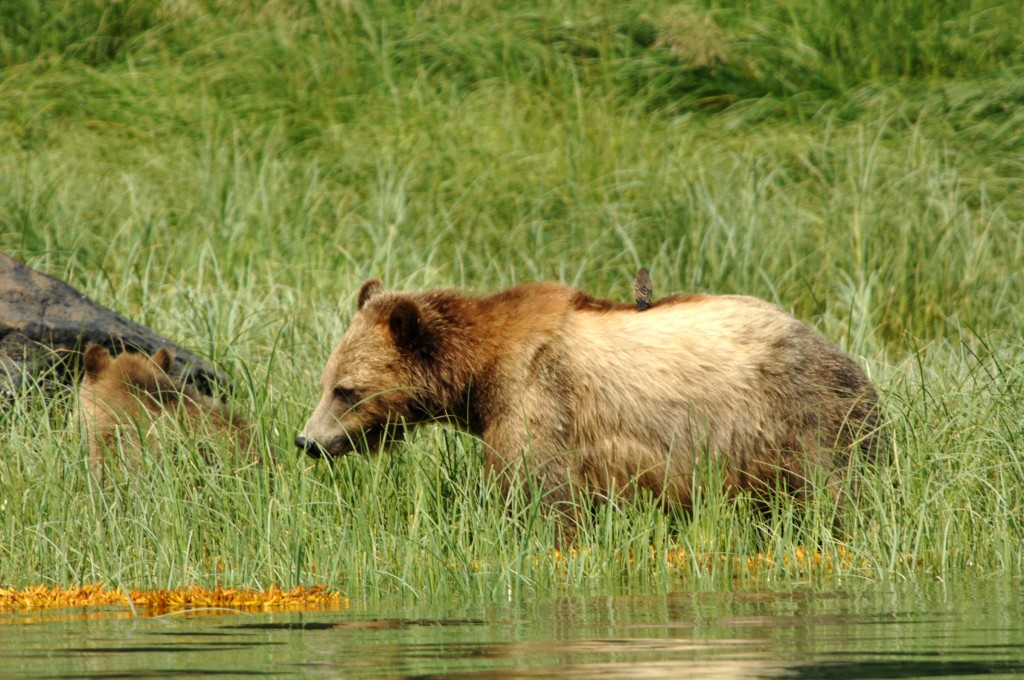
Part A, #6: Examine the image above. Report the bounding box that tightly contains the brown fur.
[78,343,257,480]
[298,279,885,523]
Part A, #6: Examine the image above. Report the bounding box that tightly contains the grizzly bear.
[296,279,884,522]
[78,343,257,480]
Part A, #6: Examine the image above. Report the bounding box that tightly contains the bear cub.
[78,343,257,480]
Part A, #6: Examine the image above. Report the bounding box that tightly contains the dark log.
[1,252,229,398]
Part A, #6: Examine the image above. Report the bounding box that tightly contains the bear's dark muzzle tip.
[295,435,324,459]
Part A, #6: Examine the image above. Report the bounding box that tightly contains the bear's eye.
[333,386,359,403]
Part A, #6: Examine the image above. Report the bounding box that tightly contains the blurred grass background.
[1,0,1022,598]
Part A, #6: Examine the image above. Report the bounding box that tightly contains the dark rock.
[0,252,229,398]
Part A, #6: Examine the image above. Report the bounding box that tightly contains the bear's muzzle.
[294,434,326,458]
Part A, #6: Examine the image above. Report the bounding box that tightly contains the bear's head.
[78,343,182,471]
[296,279,453,459]
[80,344,260,475]
[81,343,180,414]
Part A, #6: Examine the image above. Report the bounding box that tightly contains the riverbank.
[2,1,1022,596]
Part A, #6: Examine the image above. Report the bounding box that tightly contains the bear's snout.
[294,435,325,458]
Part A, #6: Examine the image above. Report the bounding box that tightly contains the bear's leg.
[483,423,583,543]
[88,439,105,483]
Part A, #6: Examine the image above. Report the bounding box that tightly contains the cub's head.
[295,279,444,460]
[79,344,182,465]
[81,343,179,408]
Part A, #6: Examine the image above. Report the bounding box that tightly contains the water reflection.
[2,580,1023,679]
[228,618,486,631]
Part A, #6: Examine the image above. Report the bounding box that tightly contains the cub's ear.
[388,298,423,350]
[83,343,112,377]
[151,348,174,373]
[358,279,385,310]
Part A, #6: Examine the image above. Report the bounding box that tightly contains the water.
[3,580,1023,679]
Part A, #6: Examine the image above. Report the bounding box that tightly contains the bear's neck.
[431,285,570,435]
[405,290,481,425]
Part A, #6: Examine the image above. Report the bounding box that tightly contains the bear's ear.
[388,298,423,350]
[358,279,384,310]
[83,343,112,377]
[151,348,174,373]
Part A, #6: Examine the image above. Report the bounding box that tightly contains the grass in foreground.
[1,357,1020,601]
[0,544,885,616]
[1,0,1023,598]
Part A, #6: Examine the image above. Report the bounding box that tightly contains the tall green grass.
[1,0,1023,599]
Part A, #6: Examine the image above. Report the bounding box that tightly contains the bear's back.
[540,292,878,474]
